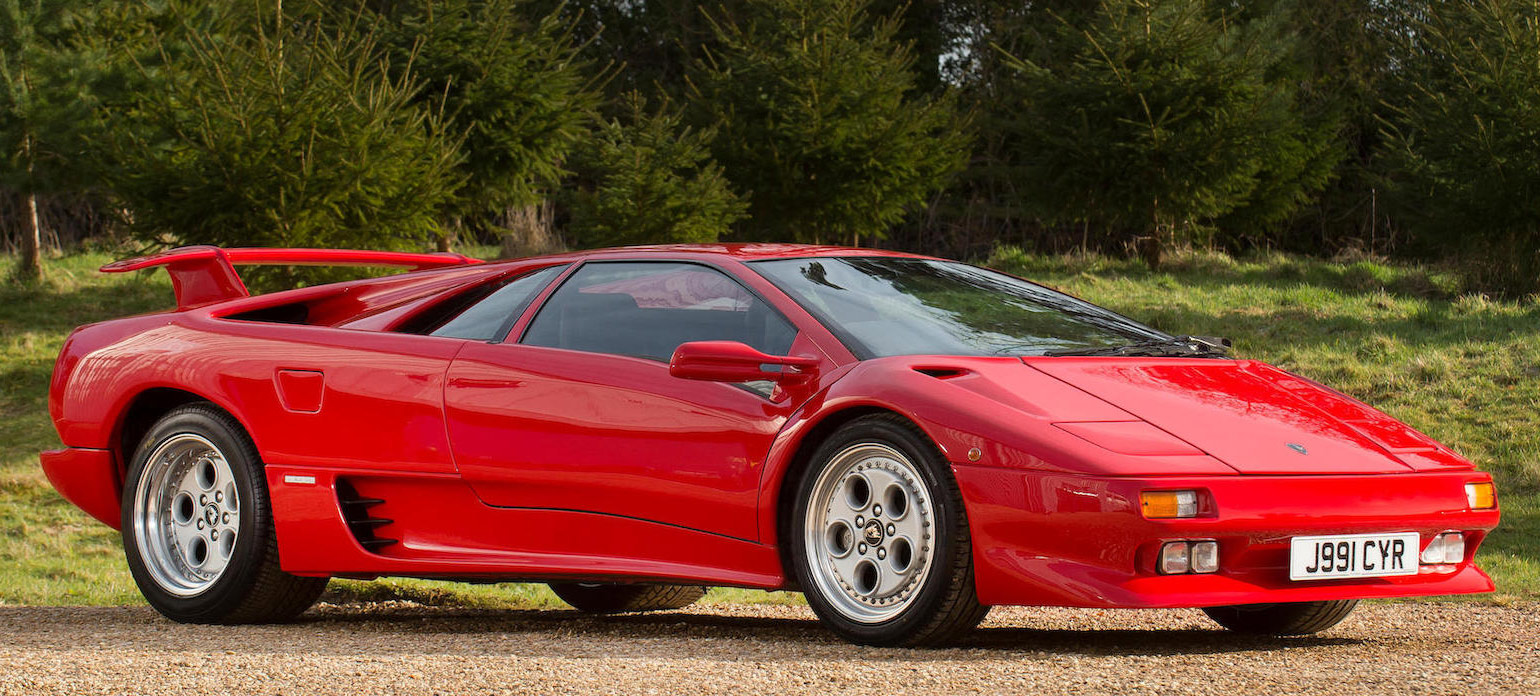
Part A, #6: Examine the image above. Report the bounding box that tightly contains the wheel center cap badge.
[863,520,884,545]
[203,505,220,525]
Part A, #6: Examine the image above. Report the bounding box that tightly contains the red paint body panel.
[1052,421,1206,456]
[42,243,1500,608]
[274,369,325,413]
[955,465,1497,607]
[40,447,120,528]
[56,318,460,475]
[445,335,829,541]
[1029,358,1422,474]
[267,465,783,587]
[759,356,1239,486]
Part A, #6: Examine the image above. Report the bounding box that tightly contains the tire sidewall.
[549,583,705,613]
[790,417,970,643]
[120,407,270,622]
[549,583,644,612]
[1203,600,1358,635]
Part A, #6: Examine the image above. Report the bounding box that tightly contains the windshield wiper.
[1043,335,1232,358]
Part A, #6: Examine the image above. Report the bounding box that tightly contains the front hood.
[1027,358,1465,475]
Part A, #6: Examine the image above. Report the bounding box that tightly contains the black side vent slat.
[336,479,397,554]
[340,498,385,510]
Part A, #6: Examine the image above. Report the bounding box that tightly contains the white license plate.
[1289,532,1420,581]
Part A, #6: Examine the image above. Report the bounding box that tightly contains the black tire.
[550,583,707,613]
[121,403,327,623]
[1203,600,1359,635]
[789,414,988,647]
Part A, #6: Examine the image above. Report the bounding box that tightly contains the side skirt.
[265,465,785,588]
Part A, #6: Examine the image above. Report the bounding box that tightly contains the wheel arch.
[764,403,937,587]
[115,387,330,623]
[61,386,260,534]
[763,400,991,644]
[113,387,257,480]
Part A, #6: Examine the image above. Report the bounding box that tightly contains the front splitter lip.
[975,546,1495,608]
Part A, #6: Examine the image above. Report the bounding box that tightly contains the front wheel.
[1203,600,1359,635]
[790,414,988,647]
[122,403,327,623]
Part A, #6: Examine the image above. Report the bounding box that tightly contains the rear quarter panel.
[53,315,462,474]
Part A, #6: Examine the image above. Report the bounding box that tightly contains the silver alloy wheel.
[803,442,935,623]
[132,433,241,597]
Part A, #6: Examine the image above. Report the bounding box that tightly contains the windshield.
[752,257,1167,358]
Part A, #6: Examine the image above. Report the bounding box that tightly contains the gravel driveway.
[0,600,1535,695]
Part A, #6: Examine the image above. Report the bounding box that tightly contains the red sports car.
[41,244,1499,646]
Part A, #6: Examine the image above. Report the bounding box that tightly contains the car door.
[443,260,827,542]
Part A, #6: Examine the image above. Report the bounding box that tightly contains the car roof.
[487,243,936,266]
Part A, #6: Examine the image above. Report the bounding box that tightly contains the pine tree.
[996,0,1328,266]
[105,0,463,287]
[1379,0,1540,294]
[534,0,725,106]
[567,94,745,247]
[1204,0,1396,253]
[689,0,970,245]
[371,0,599,249]
[0,0,105,281]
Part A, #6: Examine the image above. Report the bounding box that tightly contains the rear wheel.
[1203,600,1359,635]
[122,403,327,623]
[790,414,988,647]
[549,583,707,613]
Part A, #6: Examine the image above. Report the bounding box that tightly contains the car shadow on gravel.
[304,605,831,642]
[297,605,1363,658]
[960,627,1360,656]
[0,606,1363,660]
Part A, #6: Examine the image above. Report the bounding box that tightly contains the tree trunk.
[18,191,42,280]
[1138,228,1165,270]
[17,128,43,281]
[1140,200,1166,270]
[499,201,563,259]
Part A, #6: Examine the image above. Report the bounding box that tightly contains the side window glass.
[521,262,797,361]
[425,265,567,340]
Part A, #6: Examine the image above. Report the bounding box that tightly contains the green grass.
[1,248,1535,608]
[2,253,173,605]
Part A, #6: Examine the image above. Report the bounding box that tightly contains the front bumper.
[953,464,1500,608]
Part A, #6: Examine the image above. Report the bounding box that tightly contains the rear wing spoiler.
[101,245,483,310]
